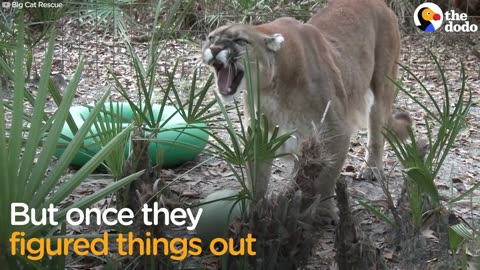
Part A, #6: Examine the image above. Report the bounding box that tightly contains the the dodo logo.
[414,3,443,32]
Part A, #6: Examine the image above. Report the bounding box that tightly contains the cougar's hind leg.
[358,63,397,181]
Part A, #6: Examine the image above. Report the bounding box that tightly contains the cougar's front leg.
[313,130,350,225]
[246,160,273,201]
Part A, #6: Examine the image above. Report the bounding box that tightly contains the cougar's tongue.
[217,65,234,95]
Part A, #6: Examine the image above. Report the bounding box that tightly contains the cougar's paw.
[316,207,339,225]
[356,164,384,181]
[314,200,339,226]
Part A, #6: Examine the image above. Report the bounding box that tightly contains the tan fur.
[203,0,407,222]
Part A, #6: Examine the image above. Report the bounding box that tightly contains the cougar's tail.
[388,111,428,159]
[388,111,412,141]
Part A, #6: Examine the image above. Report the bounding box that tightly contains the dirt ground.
[5,18,480,269]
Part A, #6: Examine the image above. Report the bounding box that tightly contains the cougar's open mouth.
[211,60,244,96]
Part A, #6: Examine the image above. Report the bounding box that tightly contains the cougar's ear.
[265,33,284,52]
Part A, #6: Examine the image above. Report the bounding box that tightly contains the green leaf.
[404,167,439,205]
[26,170,143,236]
[449,180,480,205]
[39,113,133,208]
[450,223,473,240]
[359,199,397,227]
[7,13,26,198]
[16,32,56,199]
[26,57,87,201]
[448,226,464,254]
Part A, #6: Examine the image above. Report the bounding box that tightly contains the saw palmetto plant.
[359,51,479,269]
[0,15,143,269]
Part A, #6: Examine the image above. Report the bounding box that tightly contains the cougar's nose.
[209,46,223,57]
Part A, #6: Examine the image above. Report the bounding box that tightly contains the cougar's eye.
[234,38,249,45]
[208,35,214,41]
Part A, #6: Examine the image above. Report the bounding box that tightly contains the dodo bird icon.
[417,6,442,32]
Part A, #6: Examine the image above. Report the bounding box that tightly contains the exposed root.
[119,127,181,269]
[393,185,455,270]
[334,177,387,270]
[293,123,335,206]
[228,128,339,269]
